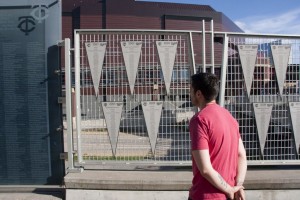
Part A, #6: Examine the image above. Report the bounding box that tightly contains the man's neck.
[199,100,216,110]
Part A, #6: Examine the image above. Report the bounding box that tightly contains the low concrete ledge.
[65,171,190,191]
[64,169,300,191]
[245,170,300,189]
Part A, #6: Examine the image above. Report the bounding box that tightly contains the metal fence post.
[219,34,228,107]
[189,32,196,74]
[202,19,206,72]
[65,38,83,173]
[64,38,74,171]
[74,31,83,163]
[211,19,215,74]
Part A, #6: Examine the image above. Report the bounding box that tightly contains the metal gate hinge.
[57,97,65,104]
[57,40,65,46]
[60,152,68,160]
[56,125,63,132]
[54,69,61,75]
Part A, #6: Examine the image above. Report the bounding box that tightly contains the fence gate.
[65,30,196,169]
[64,30,300,171]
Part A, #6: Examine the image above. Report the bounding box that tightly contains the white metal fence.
[64,30,300,170]
[222,33,300,164]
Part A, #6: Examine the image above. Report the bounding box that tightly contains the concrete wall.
[66,189,300,200]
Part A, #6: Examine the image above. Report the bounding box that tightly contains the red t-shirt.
[189,103,240,200]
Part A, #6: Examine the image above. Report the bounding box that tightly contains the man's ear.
[196,90,202,98]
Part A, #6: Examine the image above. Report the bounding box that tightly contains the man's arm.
[192,150,243,199]
[235,138,247,186]
[234,138,247,200]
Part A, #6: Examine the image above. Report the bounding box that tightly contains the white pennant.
[156,41,178,95]
[238,45,258,97]
[121,41,142,94]
[253,103,273,154]
[289,102,300,154]
[142,101,163,154]
[271,45,291,96]
[85,42,107,97]
[102,102,123,157]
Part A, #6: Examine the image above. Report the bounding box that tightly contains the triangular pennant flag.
[141,101,163,154]
[271,45,291,96]
[102,102,123,156]
[289,102,300,154]
[121,41,142,94]
[156,41,178,95]
[85,42,107,97]
[238,45,258,97]
[253,103,273,154]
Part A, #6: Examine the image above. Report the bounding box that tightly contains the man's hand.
[234,188,246,200]
[226,185,244,200]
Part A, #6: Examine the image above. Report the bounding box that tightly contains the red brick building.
[62,0,243,68]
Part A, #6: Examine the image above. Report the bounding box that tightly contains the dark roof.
[135,0,215,11]
[62,0,215,12]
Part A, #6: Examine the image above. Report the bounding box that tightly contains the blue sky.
[139,0,300,34]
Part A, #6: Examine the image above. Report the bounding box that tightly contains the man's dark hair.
[191,73,219,102]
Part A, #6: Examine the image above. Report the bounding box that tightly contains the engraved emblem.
[17,0,52,35]
[17,16,36,36]
[31,4,49,23]
[30,0,49,23]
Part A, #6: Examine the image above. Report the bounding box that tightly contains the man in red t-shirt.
[188,73,247,200]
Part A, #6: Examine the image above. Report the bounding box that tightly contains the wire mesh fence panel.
[74,31,195,165]
[225,35,300,163]
[68,30,300,168]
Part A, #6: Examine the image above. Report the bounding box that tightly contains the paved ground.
[0,186,64,200]
[65,189,300,200]
[0,193,63,200]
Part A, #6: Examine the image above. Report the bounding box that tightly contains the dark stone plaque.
[0,8,50,184]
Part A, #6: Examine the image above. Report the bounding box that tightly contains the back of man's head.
[191,73,219,102]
